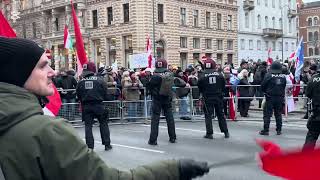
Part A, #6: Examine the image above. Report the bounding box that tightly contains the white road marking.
[141,125,224,135]
[241,121,306,128]
[82,139,165,154]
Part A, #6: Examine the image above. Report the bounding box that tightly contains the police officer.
[76,62,112,150]
[198,58,229,139]
[147,59,186,145]
[259,61,287,136]
[303,65,320,149]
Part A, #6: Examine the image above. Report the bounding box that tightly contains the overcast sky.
[303,0,319,3]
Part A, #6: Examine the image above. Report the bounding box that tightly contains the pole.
[152,0,156,59]
[281,7,284,63]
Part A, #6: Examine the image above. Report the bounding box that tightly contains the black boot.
[105,145,113,151]
[203,134,213,139]
[259,130,269,136]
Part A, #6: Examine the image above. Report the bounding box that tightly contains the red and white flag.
[0,10,16,38]
[146,34,153,68]
[267,48,273,65]
[71,0,88,76]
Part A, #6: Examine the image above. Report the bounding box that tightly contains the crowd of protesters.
[53,56,318,121]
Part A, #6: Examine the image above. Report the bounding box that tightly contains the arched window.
[309,48,314,56]
[308,18,313,26]
[265,16,268,28]
[314,17,319,25]
[272,17,275,28]
[314,31,319,41]
[309,32,314,41]
[315,48,319,55]
[258,15,261,29]
[279,18,282,29]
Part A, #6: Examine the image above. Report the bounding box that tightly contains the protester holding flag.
[0,37,210,180]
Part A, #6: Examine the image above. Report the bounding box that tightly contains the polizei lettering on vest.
[271,74,285,78]
[83,76,98,81]
[205,72,220,77]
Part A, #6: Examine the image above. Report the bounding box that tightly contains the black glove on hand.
[179,159,210,180]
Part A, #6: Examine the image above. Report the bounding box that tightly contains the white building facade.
[238,0,298,63]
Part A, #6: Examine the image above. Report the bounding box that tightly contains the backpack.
[159,72,175,96]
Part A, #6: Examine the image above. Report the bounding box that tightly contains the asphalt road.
[74,120,309,180]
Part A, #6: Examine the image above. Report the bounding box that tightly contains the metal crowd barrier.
[56,84,309,126]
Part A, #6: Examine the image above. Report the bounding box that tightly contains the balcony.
[263,28,283,38]
[243,0,254,11]
[41,0,85,11]
[287,9,297,18]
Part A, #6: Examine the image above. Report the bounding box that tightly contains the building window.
[245,13,249,28]
[315,31,319,41]
[124,35,133,67]
[258,15,261,29]
[265,41,269,51]
[123,3,129,23]
[206,12,211,28]
[285,42,289,51]
[107,7,113,25]
[158,4,164,23]
[315,48,319,55]
[265,16,268,28]
[193,53,200,63]
[205,39,212,49]
[279,18,282,29]
[315,17,319,25]
[227,40,233,50]
[92,10,98,28]
[257,40,261,50]
[272,41,276,51]
[180,53,188,69]
[309,48,314,56]
[32,22,36,38]
[265,0,268,7]
[308,18,313,26]
[241,39,245,50]
[55,17,59,31]
[193,10,199,27]
[22,24,26,38]
[279,0,282,8]
[272,0,275,8]
[217,13,222,30]
[278,42,282,51]
[309,32,314,42]
[291,42,295,52]
[249,40,253,50]
[217,40,223,50]
[272,17,275,29]
[227,15,232,30]
[257,0,260,5]
[180,8,186,25]
[180,37,187,48]
[193,38,200,49]
[289,19,292,33]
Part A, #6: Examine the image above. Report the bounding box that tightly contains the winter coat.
[238,78,253,101]
[188,75,200,99]
[174,77,189,98]
[56,75,77,100]
[121,76,143,101]
[0,82,180,180]
[104,73,118,95]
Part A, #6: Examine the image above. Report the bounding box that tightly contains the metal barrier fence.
[56,84,309,125]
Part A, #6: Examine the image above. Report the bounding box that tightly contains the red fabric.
[227,81,236,121]
[63,24,68,48]
[292,81,300,100]
[45,84,62,116]
[0,10,16,37]
[146,35,152,68]
[71,0,88,66]
[257,139,320,180]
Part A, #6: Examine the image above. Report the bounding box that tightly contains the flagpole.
[152,0,156,59]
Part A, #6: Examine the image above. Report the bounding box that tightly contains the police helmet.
[83,62,97,73]
[203,58,216,70]
[154,58,168,73]
[270,61,282,74]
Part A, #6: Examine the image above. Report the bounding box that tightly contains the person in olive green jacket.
[0,37,210,179]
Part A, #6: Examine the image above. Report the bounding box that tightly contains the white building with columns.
[238,0,298,63]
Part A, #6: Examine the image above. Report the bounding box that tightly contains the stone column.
[51,9,57,35]
[54,44,59,71]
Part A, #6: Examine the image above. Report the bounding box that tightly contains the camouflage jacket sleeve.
[39,119,180,180]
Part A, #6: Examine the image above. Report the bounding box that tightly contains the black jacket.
[197,69,226,101]
[56,75,78,100]
[238,78,253,99]
[76,72,110,104]
[306,73,320,107]
[261,73,287,98]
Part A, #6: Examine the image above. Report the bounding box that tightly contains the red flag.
[0,10,17,37]
[43,84,62,116]
[146,35,153,68]
[227,81,236,121]
[257,139,320,180]
[71,0,88,67]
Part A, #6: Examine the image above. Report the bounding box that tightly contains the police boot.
[259,130,269,136]
[224,132,230,138]
[203,134,213,139]
[148,140,158,146]
[105,144,113,151]
[276,130,282,135]
[169,138,176,143]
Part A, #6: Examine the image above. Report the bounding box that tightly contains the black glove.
[179,159,210,180]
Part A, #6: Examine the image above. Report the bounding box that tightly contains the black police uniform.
[260,64,287,135]
[198,69,229,139]
[76,70,112,150]
[303,72,320,149]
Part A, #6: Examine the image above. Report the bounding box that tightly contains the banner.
[129,53,149,69]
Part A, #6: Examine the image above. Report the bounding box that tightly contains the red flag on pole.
[146,35,153,68]
[71,0,88,68]
[257,139,320,180]
[0,10,17,38]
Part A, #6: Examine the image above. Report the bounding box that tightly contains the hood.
[0,82,43,135]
